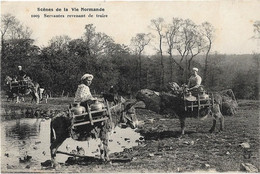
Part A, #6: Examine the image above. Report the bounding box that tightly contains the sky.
[1,0,260,55]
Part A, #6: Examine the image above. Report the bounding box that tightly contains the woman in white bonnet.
[74,73,97,104]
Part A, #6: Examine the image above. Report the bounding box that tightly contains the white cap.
[18,66,22,68]
[81,74,94,81]
[192,67,198,72]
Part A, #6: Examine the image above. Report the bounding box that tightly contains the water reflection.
[5,119,41,139]
[1,118,141,172]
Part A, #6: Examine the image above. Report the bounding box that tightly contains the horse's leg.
[98,141,104,160]
[16,96,20,103]
[50,131,67,167]
[50,137,67,159]
[31,93,35,103]
[219,115,224,131]
[31,92,39,104]
[99,125,110,162]
[100,137,110,162]
[179,116,186,135]
[35,92,40,104]
[50,138,66,167]
[209,118,216,133]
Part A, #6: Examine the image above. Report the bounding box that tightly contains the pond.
[1,118,142,172]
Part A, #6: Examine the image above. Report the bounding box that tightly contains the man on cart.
[17,65,31,88]
[18,65,27,80]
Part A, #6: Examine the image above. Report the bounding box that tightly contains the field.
[1,96,259,173]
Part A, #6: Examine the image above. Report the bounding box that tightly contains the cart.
[183,91,214,117]
[71,101,122,129]
[9,80,29,90]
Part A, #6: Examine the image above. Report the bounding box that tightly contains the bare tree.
[175,19,196,80]
[1,14,32,56]
[165,18,184,81]
[1,14,18,40]
[187,27,205,71]
[150,17,165,88]
[131,33,151,88]
[201,22,215,82]
[175,19,205,81]
[1,14,18,54]
[253,21,260,39]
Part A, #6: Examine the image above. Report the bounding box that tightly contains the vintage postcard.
[1,0,259,173]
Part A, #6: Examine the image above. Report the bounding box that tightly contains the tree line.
[1,14,259,99]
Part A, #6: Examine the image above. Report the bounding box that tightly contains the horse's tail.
[50,120,56,144]
[32,82,40,95]
[31,82,40,103]
[37,85,41,100]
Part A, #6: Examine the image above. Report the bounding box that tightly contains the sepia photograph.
[1,0,259,173]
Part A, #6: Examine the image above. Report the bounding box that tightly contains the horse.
[4,76,41,104]
[50,98,139,167]
[3,76,16,101]
[136,89,224,135]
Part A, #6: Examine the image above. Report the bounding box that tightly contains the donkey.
[4,76,40,104]
[136,89,224,135]
[50,99,138,167]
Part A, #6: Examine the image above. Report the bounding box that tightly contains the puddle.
[1,118,142,171]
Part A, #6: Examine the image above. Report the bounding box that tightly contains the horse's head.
[136,89,160,100]
[119,100,139,129]
[136,89,161,113]
[24,76,32,82]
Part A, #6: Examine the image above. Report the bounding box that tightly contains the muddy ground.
[1,97,259,173]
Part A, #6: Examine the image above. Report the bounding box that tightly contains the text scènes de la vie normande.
[37,7,105,12]
[36,7,107,18]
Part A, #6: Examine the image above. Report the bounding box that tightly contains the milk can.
[90,100,104,111]
[71,103,86,115]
